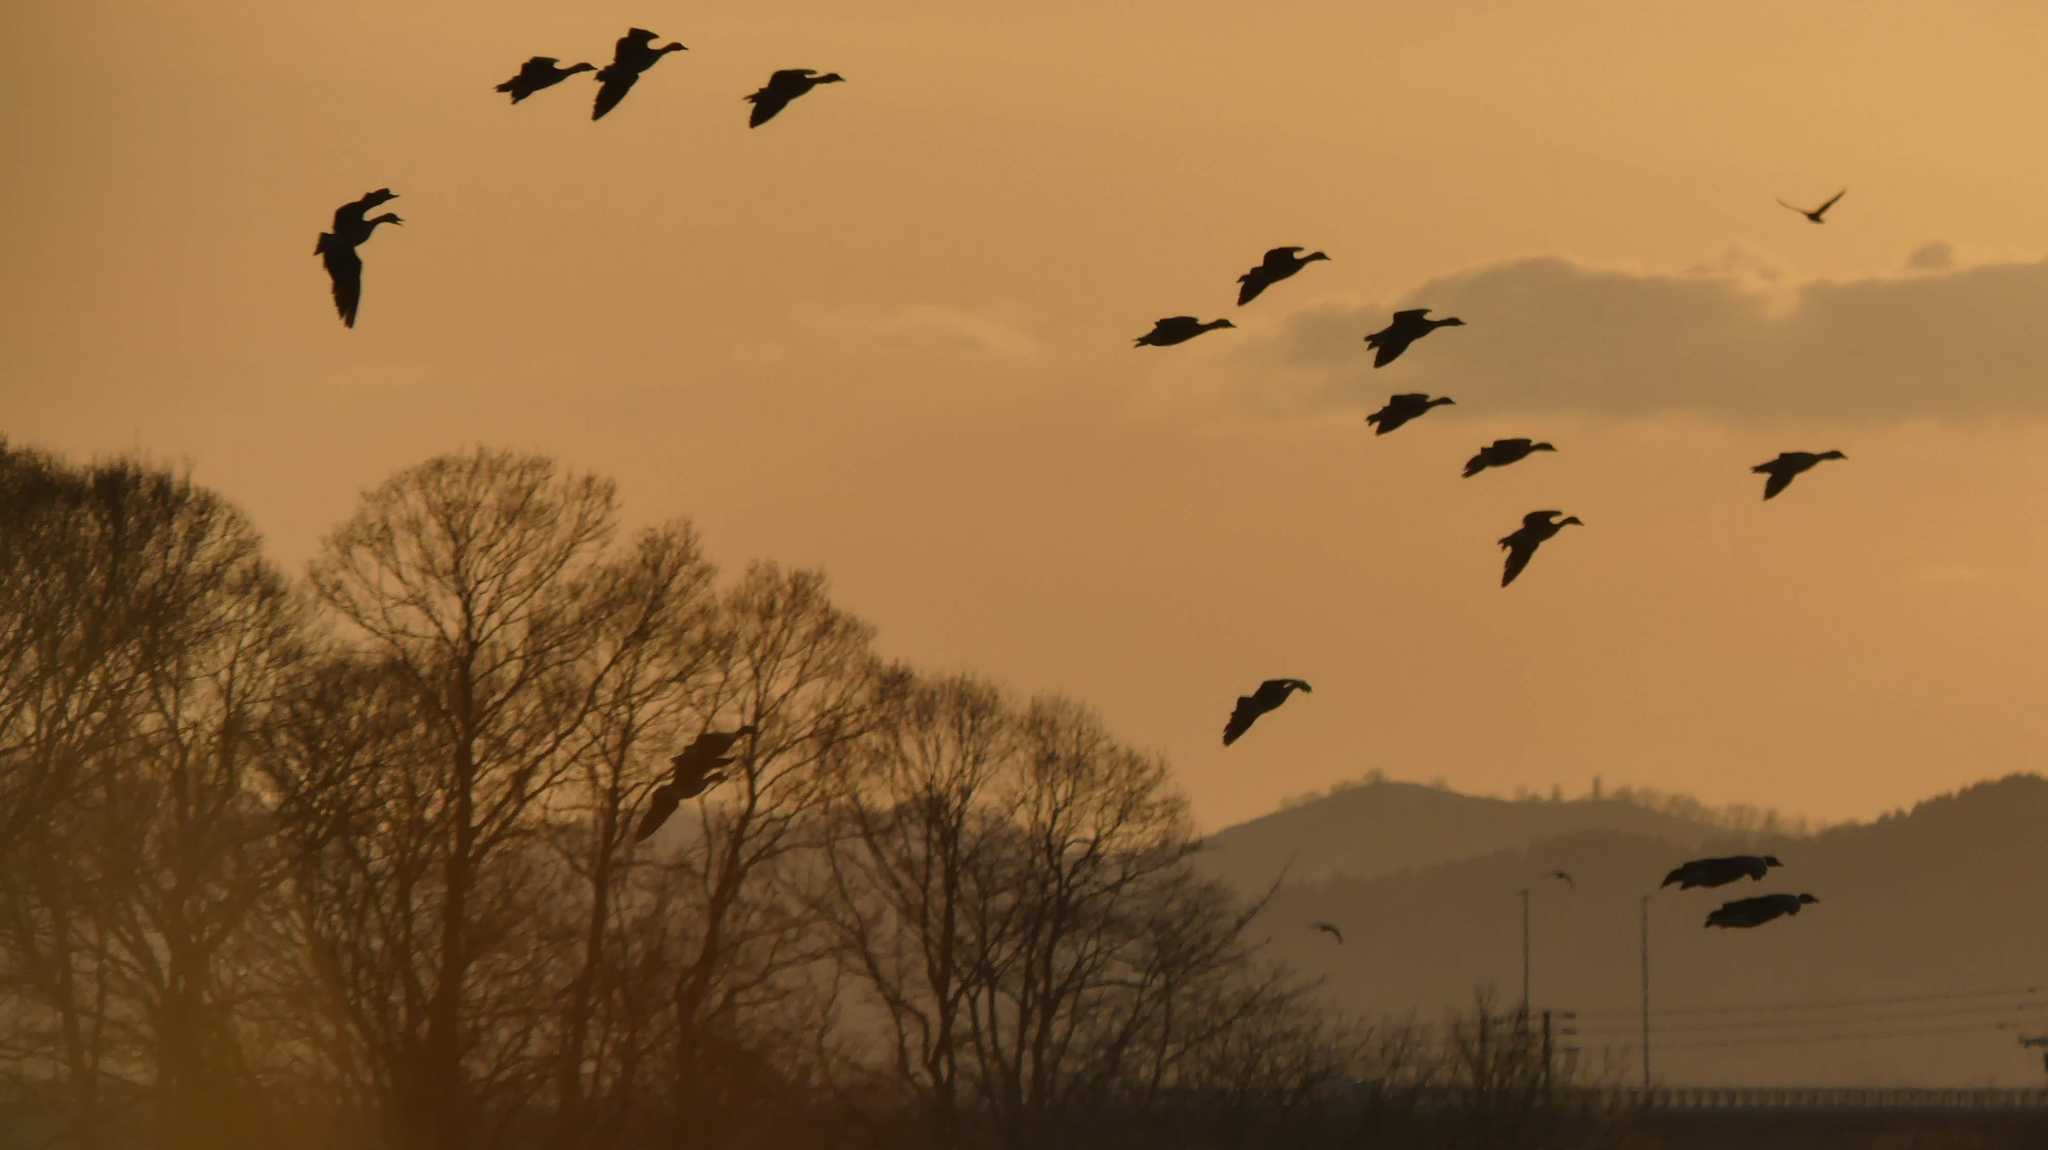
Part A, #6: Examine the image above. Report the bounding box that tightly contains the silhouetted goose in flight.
[1222,679,1311,746]
[634,724,758,842]
[1778,188,1845,224]
[1135,316,1235,347]
[1236,246,1329,306]
[1463,438,1556,477]
[1753,451,1846,501]
[1704,892,1818,930]
[1662,855,1782,890]
[314,189,402,328]
[1365,393,1454,436]
[593,28,687,121]
[1310,921,1344,944]
[1549,869,1575,890]
[1364,308,1464,367]
[495,56,597,103]
[1498,510,1582,588]
[745,69,846,127]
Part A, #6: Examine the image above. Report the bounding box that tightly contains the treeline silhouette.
[0,438,1729,1150]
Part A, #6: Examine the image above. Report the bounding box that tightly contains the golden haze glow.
[7,1,2048,831]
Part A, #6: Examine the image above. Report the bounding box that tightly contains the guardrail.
[1576,1085,2048,1112]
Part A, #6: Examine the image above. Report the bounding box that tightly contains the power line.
[1574,985,2043,1021]
[1579,1000,2048,1038]
[1642,1019,2044,1052]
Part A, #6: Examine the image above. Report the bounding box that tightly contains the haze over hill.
[1205,774,2048,1089]
[1198,775,1806,890]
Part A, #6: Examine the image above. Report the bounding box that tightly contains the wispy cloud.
[1243,254,2048,421]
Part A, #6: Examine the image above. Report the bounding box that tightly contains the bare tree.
[656,563,884,1147]
[306,448,634,1150]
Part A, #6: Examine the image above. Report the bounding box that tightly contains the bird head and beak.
[1797,893,1819,904]
[1432,396,1456,407]
[1764,855,1783,867]
[1305,251,1330,262]
[1558,515,1584,527]
[1215,319,1237,329]
[816,72,847,83]
[1440,316,1466,327]
[1532,442,1557,452]
[1821,450,1847,460]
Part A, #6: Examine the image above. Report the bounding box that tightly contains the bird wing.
[1496,438,1533,451]
[1312,922,1344,943]
[1236,273,1269,306]
[1523,510,1561,527]
[1761,469,1794,500]
[1391,308,1430,321]
[1501,539,1537,587]
[747,88,793,127]
[1776,198,1808,216]
[633,784,681,842]
[1391,392,1430,405]
[1369,336,1406,367]
[318,236,363,328]
[1815,188,1846,214]
[1222,696,1260,746]
[1262,246,1303,266]
[1462,450,1490,477]
[592,70,640,119]
[1554,871,1575,888]
[770,68,819,83]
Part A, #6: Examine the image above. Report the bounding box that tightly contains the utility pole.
[1520,887,1532,1024]
[2022,1035,2048,1075]
[1640,893,1652,1090]
[1542,1009,1554,1092]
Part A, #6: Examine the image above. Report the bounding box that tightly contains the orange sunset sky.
[8,1,2048,832]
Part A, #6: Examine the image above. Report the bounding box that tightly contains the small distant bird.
[1222,679,1311,746]
[1135,316,1235,347]
[1463,438,1557,477]
[1365,393,1455,436]
[1364,308,1464,367]
[315,188,403,328]
[745,69,846,127]
[1549,869,1575,890]
[634,724,757,842]
[1778,189,1846,224]
[1662,855,1783,890]
[1705,892,1819,930]
[495,56,597,104]
[1752,451,1846,501]
[1498,510,1583,588]
[593,28,687,121]
[1311,921,1345,944]
[1236,246,1330,306]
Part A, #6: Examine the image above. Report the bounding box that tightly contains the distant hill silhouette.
[1199,778,1764,891]
[1229,774,2048,1089]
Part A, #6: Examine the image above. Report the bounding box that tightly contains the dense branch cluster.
[7,441,1500,1150]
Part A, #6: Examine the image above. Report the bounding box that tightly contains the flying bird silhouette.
[1364,308,1464,367]
[1778,188,1846,224]
[745,69,846,127]
[1236,246,1329,306]
[593,28,687,121]
[1310,921,1345,944]
[1549,869,1575,890]
[495,56,596,104]
[1752,451,1846,501]
[1705,892,1818,930]
[633,724,758,842]
[1463,438,1557,477]
[314,188,402,328]
[1662,855,1783,890]
[1498,510,1583,588]
[1135,316,1235,347]
[1222,679,1311,746]
[1365,393,1455,436]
